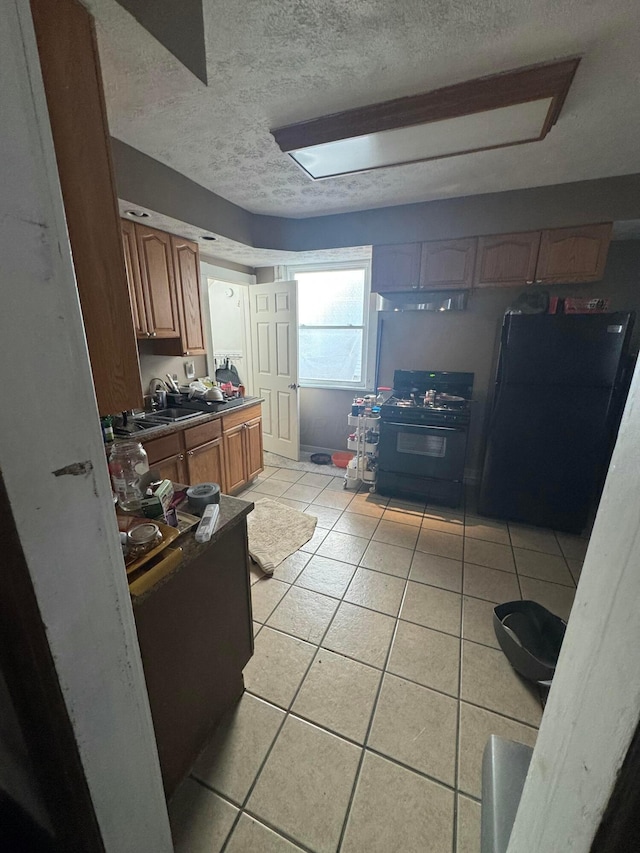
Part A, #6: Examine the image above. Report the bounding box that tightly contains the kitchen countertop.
[130,493,254,604]
[117,397,263,444]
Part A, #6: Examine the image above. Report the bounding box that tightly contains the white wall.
[0,3,171,849]
[508,357,640,851]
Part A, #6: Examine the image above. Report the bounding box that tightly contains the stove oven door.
[378,421,468,481]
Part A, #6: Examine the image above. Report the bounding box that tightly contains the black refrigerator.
[478,312,634,533]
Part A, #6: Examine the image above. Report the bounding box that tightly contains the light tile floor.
[170,464,588,853]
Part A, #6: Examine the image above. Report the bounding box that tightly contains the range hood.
[376,291,468,312]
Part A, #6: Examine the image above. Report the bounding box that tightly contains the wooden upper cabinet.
[371,243,422,292]
[135,225,181,338]
[474,232,541,288]
[420,238,477,290]
[172,236,206,355]
[121,219,149,337]
[535,224,612,284]
[32,0,142,415]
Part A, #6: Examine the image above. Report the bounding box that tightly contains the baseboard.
[299,444,343,456]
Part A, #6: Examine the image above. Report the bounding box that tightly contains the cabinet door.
[371,243,422,292]
[420,239,477,290]
[186,438,224,490]
[535,224,612,284]
[31,0,142,415]
[223,425,247,493]
[155,453,187,485]
[244,417,264,481]
[135,225,181,338]
[121,219,149,337]
[172,236,206,355]
[474,232,541,288]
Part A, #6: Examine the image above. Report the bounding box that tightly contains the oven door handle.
[385,422,463,432]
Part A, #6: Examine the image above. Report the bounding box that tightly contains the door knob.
[288,383,298,390]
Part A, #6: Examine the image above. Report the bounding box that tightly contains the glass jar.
[108,440,149,512]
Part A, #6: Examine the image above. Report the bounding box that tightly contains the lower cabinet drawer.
[144,432,182,465]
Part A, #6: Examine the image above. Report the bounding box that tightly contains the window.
[287,261,374,390]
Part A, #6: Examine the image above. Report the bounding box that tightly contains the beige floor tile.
[225,814,304,852]
[514,548,574,587]
[292,648,382,743]
[253,621,262,638]
[409,551,463,593]
[464,515,510,545]
[458,702,538,798]
[272,551,311,584]
[251,479,292,497]
[323,602,396,667]
[360,540,413,578]
[345,494,387,518]
[333,512,380,539]
[387,620,460,696]
[416,527,464,560]
[268,468,305,484]
[381,507,423,527]
[260,465,279,479]
[373,519,420,549]
[316,530,369,564]
[323,475,350,492]
[464,538,515,572]
[424,506,465,524]
[388,496,426,512]
[169,778,238,853]
[311,489,354,511]
[294,555,357,598]
[456,794,481,853]
[461,640,542,726]
[421,515,464,536]
[509,523,562,555]
[298,526,329,554]
[192,693,285,803]
[282,483,324,503]
[249,562,264,585]
[463,563,520,603]
[519,576,575,621]
[400,581,461,637]
[272,497,309,512]
[556,532,589,562]
[344,567,406,616]
[369,674,458,784]
[304,504,342,529]
[298,471,335,488]
[243,627,316,708]
[462,596,500,649]
[567,559,583,584]
[247,717,360,853]
[266,587,339,644]
[342,751,454,853]
[251,578,289,623]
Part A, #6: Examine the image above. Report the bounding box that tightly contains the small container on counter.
[126,522,162,560]
[109,440,149,512]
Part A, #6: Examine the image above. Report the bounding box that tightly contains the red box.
[563,297,610,314]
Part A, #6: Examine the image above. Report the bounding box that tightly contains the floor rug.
[247,498,317,574]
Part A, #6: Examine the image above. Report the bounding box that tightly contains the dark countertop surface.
[130,493,254,604]
[116,397,263,444]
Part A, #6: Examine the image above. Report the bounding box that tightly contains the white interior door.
[249,281,300,460]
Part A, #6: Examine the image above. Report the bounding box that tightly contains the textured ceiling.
[91,0,640,218]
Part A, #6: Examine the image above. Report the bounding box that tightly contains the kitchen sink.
[144,408,202,423]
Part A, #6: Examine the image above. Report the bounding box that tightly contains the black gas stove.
[378,370,474,506]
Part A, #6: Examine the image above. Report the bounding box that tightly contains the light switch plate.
[184,360,195,380]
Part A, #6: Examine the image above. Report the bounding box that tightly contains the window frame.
[286,259,376,391]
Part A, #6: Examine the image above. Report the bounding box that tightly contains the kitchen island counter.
[130,493,255,798]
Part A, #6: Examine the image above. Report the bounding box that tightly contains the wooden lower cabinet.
[186,438,224,489]
[245,417,264,481]
[223,425,248,492]
[154,452,187,485]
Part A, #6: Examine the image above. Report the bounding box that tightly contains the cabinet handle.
[151,331,157,337]
[526,280,533,284]
[185,350,190,355]
[187,450,193,456]
[178,454,184,460]
[145,331,151,338]
[535,280,542,284]
[411,285,419,290]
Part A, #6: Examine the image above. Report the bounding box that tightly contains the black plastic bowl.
[493,600,566,684]
[310,453,332,465]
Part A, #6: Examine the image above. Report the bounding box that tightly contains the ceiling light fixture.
[272,58,580,180]
[125,209,149,217]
